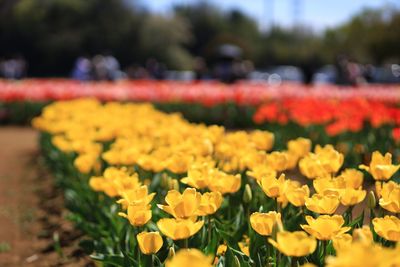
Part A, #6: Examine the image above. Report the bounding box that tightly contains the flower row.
[34,99,400,266]
[1,79,400,104]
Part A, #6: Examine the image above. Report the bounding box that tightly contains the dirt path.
[0,127,90,267]
[0,127,41,266]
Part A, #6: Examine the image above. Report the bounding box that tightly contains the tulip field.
[29,90,400,267]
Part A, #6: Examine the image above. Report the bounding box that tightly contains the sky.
[139,0,399,31]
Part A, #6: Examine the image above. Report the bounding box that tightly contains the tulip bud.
[271,221,281,240]
[161,173,168,188]
[367,191,376,209]
[167,178,179,191]
[171,179,180,191]
[232,255,240,267]
[243,184,252,204]
[168,246,175,259]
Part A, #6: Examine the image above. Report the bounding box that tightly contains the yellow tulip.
[180,162,214,189]
[299,154,330,179]
[216,244,227,255]
[136,231,163,255]
[287,137,312,158]
[352,225,373,244]
[52,135,73,152]
[246,165,277,182]
[165,249,213,267]
[339,188,366,206]
[74,153,99,174]
[157,218,204,240]
[378,181,400,213]
[268,231,317,257]
[359,151,400,181]
[208,172,241,195]
[305,194,340,214]
[337,168,364,189]
[332,234,352,251]
[238,236,250,257]
[137,153,164,172]
[326,242,394,267]
[196,192,223,216]
[248,130,274,151]
[372,216,400,242]
[242,150,268,170]
[286,184,310,207]
[266,151,290,172]
[158,188,201,219]
[89,176,113,195]
[312,177,342,197]
[314,145,344,174]
[299,145,344,179]
[277,179,301,208]
[165,153,193,174]
[250,211,282,236]
[258,173,286,198]
[117,185,155,209]
[90,167,142,197]
[284,150,300,170]
[118,204,152,226]
[301,215,351,240]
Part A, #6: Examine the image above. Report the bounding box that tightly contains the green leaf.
[225,247,253,267]
[204,228,219,256]
[79,239,95,255]
[90,254,127,267]
[349,211,364,228]
[249,228,267,265]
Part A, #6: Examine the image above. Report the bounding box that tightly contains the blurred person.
[146,58,166,80]
[14,55,27,79]
[71,56,92,81]
[214,44,244,83]
[347,60,366,86]
[104,54,121,81]
[214,58,234,83]
[335,55,351,85]
[126,64,149,80]
[92,55,108,80]
[363,64,375,83]
[0,55,27,79]
[242,60,255,79]
[193,57,209,80]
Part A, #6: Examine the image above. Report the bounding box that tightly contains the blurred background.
[0,0,399,84]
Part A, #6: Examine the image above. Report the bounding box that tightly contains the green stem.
[137,245,141,266]
[322,240,328,263]
[291,257,298,267]
[228,195,232,219]
[369,208,375,227]
[277,250,281,266]
[207,216,212,244]
[184,238,189,248]
[347,206,353,222]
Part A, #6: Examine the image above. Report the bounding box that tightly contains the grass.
[0,242,11,253]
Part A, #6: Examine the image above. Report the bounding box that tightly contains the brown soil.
[0,127,92,267]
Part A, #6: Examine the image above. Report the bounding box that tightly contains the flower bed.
[2,79,400,166]
[1,79,400,103]
[34,99,400,267]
